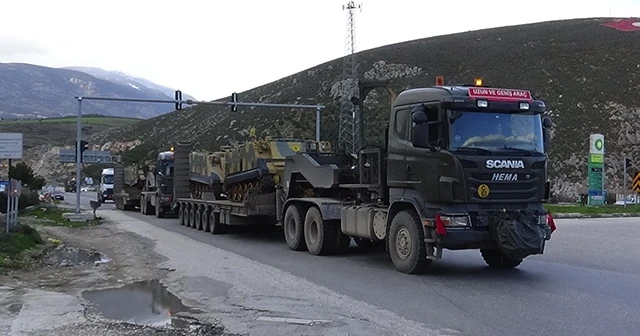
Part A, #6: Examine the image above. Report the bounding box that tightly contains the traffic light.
[230,92,238,112]
[75,140,89,163]
[625,157,632,170]
[175,90,183,110]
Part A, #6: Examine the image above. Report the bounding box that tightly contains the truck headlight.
[440,215,470,227]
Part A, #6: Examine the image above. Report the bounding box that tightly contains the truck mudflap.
[491,212,550,260]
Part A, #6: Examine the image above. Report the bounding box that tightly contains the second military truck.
[167,78,557,274]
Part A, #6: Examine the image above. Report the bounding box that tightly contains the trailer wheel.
[195,207,203,230]
[201,208,210,232]
[284,204,306,251]
[209,211,226,234]
[178,204,186,225]
[189,206,196,228]
[388,210,431,274]
[304,206,337,256]
[480,249,522,269]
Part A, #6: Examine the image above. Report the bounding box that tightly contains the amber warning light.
[474,78,483,86]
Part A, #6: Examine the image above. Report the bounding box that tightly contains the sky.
[1,0,639,101]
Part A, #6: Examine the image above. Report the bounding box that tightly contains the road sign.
[0,133,23,159]
[633,172,640,193]
[59,149,114,163]
[587,134,605,205]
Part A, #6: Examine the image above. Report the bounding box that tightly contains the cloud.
[0,36,50,57]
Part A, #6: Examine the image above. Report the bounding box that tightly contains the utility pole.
[75,98,83,213]
[338,1,362,156]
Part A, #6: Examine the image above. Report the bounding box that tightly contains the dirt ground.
[0,216,237,336]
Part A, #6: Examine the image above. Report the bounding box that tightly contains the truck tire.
[195,207,203,230]
[189,206,196,228]
[209,211,226,234]
[304,206,337,256]
[284,204,306,251]
[178,204,186,225]
[201,208,210,231]
[388,210,431,274]
[480,249,522,269]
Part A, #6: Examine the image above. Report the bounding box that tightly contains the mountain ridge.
[0,62,194,119]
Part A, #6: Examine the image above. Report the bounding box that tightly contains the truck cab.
[140,150,176,217]
[385,78,555,272]
[98,168,114,203]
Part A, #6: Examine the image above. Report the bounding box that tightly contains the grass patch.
[21,207,100,228]
[0,224,44,272]
[544,204,640,215]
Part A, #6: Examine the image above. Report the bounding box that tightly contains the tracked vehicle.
[171,77,557,274]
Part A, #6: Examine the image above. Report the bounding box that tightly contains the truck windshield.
[448,110,544,154]
[103,175,114,184]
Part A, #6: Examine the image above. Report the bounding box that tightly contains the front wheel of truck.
[480,249,522,269]
[388,210,431,274]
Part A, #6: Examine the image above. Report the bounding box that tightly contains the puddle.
[81,279,195,328]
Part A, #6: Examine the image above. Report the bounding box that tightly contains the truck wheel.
[195,208,203,230]
[189,206,196,228]
[209,211,226,234]
[480,249,522,269]
[178,204,186,225]
[284,204,306,251]
[201,208,210,231]
[304,206,337,256]
[388,210,431,274]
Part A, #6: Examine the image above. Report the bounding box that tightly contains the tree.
[8,162,47,191]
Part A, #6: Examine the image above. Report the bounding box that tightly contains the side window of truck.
[395,108,410,141]
[425,105,440,144]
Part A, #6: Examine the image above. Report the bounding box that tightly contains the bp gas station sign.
[587,134,605,205]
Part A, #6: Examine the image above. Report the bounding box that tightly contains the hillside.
[35,18,640,200]
[0,115,140,149]
[0,63,192,119]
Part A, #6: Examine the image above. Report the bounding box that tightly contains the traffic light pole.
[75,98,83,213]
[72,93,325,214]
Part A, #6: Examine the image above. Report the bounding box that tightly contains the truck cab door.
[406,104,445,202]
[386,107,411,200]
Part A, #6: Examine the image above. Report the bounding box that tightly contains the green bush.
[0,223,43,269]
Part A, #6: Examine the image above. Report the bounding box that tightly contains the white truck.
[98,168,114,203]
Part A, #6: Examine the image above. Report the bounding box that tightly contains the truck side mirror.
[411,109,430,149]
[542,116,553,153]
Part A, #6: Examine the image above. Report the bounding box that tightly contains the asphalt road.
[70,192,640,336]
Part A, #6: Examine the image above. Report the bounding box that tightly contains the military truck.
[113,162,147,211]
[140,150,176,218]
[172,78,557,274]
